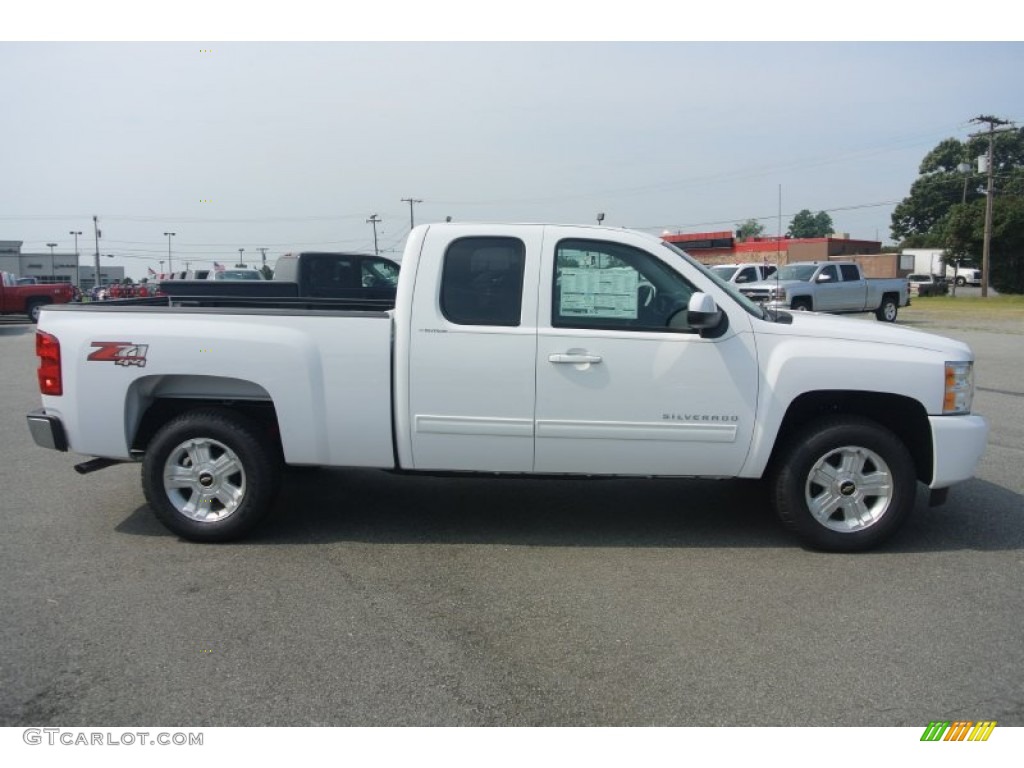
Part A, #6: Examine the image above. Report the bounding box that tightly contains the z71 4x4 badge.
[87,341,149,367]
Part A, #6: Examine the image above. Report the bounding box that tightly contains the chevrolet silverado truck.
[1,271,76,322]
[26,223,987,551]
[738,262,909,321]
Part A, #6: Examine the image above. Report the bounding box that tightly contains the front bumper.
[26,409,68,452]
[929,414,988,488]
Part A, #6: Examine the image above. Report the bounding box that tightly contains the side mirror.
[686,292,723,331]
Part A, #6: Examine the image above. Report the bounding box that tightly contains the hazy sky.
[2,41,1021,279]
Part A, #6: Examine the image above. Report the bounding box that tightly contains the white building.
[0,240,123,290]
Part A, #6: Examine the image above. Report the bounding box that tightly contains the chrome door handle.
[548,353,603,364]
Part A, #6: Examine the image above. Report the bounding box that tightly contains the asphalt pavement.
[1,311,1021,726]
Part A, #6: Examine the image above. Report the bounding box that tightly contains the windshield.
[710,266,738,281]
[660,242,767,320]
[775,264,818,281]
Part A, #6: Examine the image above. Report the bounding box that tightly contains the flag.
[148,267,157,276]
[214,262,225,273]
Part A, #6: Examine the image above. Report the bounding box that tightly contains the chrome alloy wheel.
[804,445,894,533]
[163,438,246,522]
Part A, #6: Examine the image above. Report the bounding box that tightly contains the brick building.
[662,231,907,278]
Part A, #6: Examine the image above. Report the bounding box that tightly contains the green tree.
[891,129,1024,244]
[945,197,1024,294]
[735,218,765,240]
[787,209,834,238]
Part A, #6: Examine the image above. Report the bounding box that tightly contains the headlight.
[943,361,974,414]
[774,288,787,301]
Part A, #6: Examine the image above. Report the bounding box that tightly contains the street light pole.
[238,248,245,267]
[163,232,176,274]
[69,230,82,289]
[46,243,57,282]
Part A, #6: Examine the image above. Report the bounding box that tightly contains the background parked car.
[907,274,949,297]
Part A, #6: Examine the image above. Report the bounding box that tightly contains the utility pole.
[69,230,82,289]
[401,198,422,230]
[969,115,1014,298]
[257,247,267,267]
[163,232,176,273]
[366,214,381,256]
[93,215,101,290]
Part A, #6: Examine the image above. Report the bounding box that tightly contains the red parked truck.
[1,271,76,322]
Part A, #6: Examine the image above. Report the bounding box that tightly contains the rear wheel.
[771,416,917,551]
[27,300,47,323]
[875,296,898,322]
[142,408,280,542]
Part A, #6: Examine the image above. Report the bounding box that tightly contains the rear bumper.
[929,414,988,489]
[26,409,68,452]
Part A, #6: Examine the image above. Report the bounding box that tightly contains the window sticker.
[559,267,639,319]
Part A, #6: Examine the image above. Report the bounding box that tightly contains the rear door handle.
[548,353,603,364]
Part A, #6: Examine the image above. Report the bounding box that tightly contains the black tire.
[27,300,47,324]
[955,276,966,287]
[875,295,898,322]
[791,298,812,312]
[770,416,917,552]
[142,408,280,542]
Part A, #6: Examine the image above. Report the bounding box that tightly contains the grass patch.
[904,294,1024,318]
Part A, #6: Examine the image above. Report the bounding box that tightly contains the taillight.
[36,331,63,396]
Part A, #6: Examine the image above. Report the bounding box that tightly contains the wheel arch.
[126,375,281,457]
[765,390,933,484]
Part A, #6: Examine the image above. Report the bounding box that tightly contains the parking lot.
[1,308,1021,726]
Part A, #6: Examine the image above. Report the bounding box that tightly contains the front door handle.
[548,353,603,364]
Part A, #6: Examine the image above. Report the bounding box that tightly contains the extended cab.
[26,224,987,551]
[738,261,909,321]
[1,271,76,322]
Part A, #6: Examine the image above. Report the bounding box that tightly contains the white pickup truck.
[26,223,988,551]
[738,261,910,321]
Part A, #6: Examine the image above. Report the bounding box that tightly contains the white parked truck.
[708,262,777,285]
[738,261,910,321]
[26,223,987,551]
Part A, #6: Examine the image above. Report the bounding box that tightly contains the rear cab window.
[440,237,526,326]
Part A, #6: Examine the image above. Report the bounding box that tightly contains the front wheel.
[142,408,280,542]
[771,416,917,551]
[955,276,966,287]
[875,296,898,322]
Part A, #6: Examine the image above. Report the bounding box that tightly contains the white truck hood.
[762,310,972,358]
